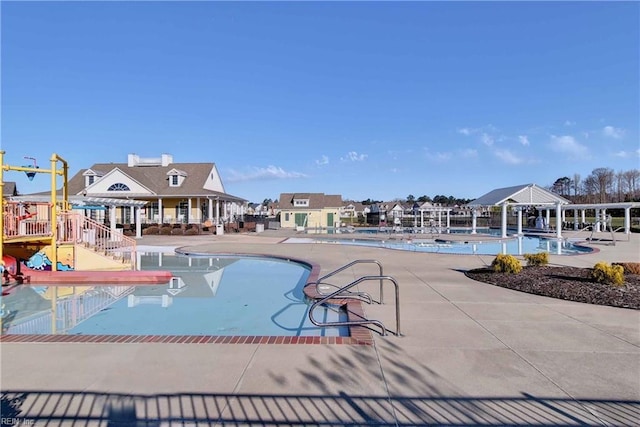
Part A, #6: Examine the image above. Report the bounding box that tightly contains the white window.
[294,199,309,207]
[170,175,179,186]
[107,183,130,191]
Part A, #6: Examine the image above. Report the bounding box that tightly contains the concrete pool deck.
[1,229,639,425]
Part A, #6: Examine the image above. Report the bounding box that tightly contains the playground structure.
[0,151,146,283]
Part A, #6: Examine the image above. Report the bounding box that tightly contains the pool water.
[1,254,348,337]
[286,235,591,255]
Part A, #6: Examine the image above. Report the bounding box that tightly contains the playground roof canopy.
[468,183,570,207]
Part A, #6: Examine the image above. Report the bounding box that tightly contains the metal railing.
[307,260,401,336]
[311,259,384,303]
[309,275,401,336]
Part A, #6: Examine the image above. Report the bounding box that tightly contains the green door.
[294,213,307,227]
[327,213,334,228]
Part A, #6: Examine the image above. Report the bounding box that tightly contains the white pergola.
[9,195,148,239]
[415,202,453,233]
[561,202,639,235]
[468,184,570,238]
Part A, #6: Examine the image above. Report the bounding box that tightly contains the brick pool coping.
[0,252,375,345]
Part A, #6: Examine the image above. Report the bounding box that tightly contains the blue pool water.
[2,254,347,337]
[286,235,591,255]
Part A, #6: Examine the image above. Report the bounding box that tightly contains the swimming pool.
[1,254,348,337]
[285,235,592,255]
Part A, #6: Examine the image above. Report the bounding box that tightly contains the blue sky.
[1,1,638,204]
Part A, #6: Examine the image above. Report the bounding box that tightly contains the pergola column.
[446,210,450,231]
[624,207,631,234]
[471,208,477,234]
[573,208,578,230]
[501,203,508,238]
[555,202,562,239]
[517,207,523,235]
[545,209,550,231]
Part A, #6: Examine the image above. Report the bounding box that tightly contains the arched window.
[107,183,130,191]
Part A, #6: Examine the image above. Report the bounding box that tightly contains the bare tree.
[587,167,615,203]
[571,173,581,201]
[622,169,640,201]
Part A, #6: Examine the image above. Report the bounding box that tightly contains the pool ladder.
[308,259,401,336]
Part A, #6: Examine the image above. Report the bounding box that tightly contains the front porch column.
[517,207,523,235]
[135,207,142,239]
[437,210,442,232]
[471,208,477,234]
[208,198,213,221]
[555,202,562,239]
[158,198,163,224]
[420,210,424,228]
[216,199,220,224]
[187,198,192,223]
[129,206,135,224]
[501,203,508,238]
[110,205,117,235]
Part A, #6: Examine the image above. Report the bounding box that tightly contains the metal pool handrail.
[309,275,401,337]
[311,259,386,303]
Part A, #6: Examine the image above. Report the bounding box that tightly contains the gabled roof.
[67,161,245,201]
[468,184,570,206]
[278,193,343,209]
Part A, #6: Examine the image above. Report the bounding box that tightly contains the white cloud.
[315,155,329,166]
[564,120,576,126]
[457,128,472,136]
[340,151,367,162]
[614,149,640,158]
[226,165,307,182]
[602,125,625,139]
[518,135,530,146]
[459,148,478,158]
[431,152,452,161]
[481,133,494,146]
[494,149,523,165]
[549,135,589,159]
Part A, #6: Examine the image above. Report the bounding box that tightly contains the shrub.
[143,226,159,235]
[170,228,184,235]
[613,262,640,275]
[159,226,173,235]
[591,262,625,286]
[491,254,522,274]
[185,228,199,235]
[523,252,549,266]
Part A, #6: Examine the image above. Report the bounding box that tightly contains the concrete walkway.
[1,230,639,425]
